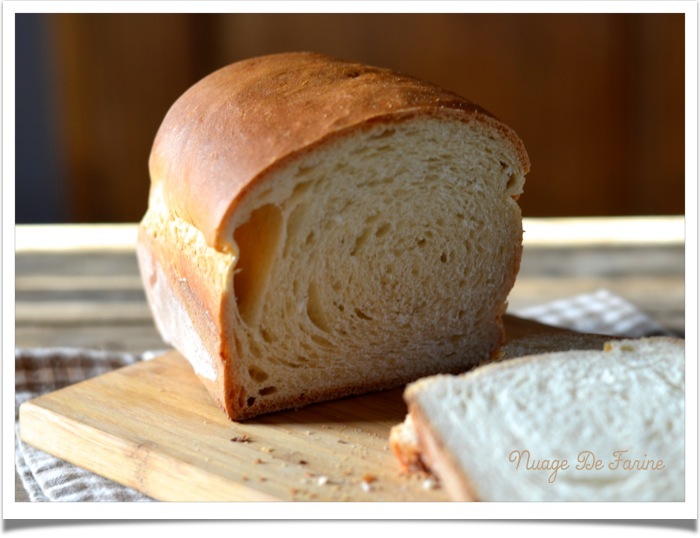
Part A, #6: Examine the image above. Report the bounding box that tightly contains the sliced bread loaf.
[137,52,529,420]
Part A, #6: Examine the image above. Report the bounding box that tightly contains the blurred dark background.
[15,13,685,224]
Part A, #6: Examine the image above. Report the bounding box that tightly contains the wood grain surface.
[19,351,448,502]
[18,315,565,502]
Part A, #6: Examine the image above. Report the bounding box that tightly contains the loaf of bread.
[136,52,529,420]
[397,336,685,501]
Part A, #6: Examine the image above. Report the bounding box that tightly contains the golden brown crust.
[149,51,530,250]
[136,222,233,411]
[389,419,430,474]
[407,402,480,501]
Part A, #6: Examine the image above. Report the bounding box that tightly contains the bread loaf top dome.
[148,52,530,250]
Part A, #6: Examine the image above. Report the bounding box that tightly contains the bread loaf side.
[137,52,529,420]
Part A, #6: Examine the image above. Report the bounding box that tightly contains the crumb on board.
[422,477,440,490]
[230,434,252,443]
[253,458,264,464]
[317,475,329,486]
[298,459,308,465]
[360,473,378,492]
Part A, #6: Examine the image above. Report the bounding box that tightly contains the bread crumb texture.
[407,337,685,501]
[226,117,524,417]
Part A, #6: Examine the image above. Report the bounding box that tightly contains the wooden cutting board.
[18,315,571,502]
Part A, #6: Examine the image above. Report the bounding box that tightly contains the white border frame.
[3,1,697,527]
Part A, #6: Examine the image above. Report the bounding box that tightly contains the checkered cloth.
[14,348,158,502]
[15,289,678,502]
[512,288,674,338]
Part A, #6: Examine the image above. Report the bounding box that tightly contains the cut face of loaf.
[137,52,529,420]
[402,337,685,501]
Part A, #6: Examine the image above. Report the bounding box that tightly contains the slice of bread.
[397,336,685,501]
[390,330,621,473]
[136,52,529,420]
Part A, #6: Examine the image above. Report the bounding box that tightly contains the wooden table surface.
[13,217,686,501]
